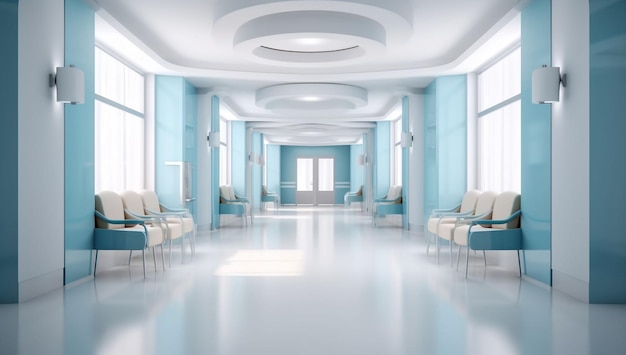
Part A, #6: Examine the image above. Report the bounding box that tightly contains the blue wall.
[589,0,626,303]
[266,144,281,196]
[211,96,220,229]
[230,121,247,195]
[375,122,391,198]
[0,0,19,302]
[280,146,351,205]
[184,80,198,217]
[423,76,467,225]
[64,0,95,284]
[350,144,364,190]
[155,76,198,219]
[521,0,552,286]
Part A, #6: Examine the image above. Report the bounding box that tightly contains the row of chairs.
[426,190,522,278]
[94,190,195,277]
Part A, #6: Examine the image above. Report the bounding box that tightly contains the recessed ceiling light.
[294,37,326,46]
[299,96,323,102]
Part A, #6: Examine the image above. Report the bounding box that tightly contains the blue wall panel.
[521,0,552,286]
[184,80,198,218]
[402,96,410,229]
[375,122,391,198]
[266,144,281,196]
[64,0,95,284]
[350,144,364,190]
[280,146,350,205]
[0,0,19,303]
[211,96,220,229]
[252,132,263,207]
[155,76,185,208]
[589,0,626,303]
[230,121,246,195]
[423,76,467,228]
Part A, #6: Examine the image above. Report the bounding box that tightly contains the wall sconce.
[401,131,413,148]
[358,154,369,165]
[49,65,84,104]
[207,131,220,148]
[532,65,567,104]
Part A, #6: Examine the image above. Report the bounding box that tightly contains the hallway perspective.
[1,207,625,355]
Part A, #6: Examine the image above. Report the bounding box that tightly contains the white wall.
[196,93,213,229]
[551,0,590,300]
[409,94,424,229]
[18,0,65,296]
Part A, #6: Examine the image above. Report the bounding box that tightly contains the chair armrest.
[434,209,474,218]
[95,211,145,226]
[146,207,187,217]
[221,198,246,204]
[430,204,461,215]
[234,196,250,203]
[469,210,521,227]
[374,198,401,204]
[124,209,166,223]
[159,204,189,214]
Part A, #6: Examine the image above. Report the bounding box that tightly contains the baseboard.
[19,269,63,303]
[552,270,589,303]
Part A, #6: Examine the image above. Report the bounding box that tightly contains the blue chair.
[372,185,403,226]
[452,191,522,278]
[261,185,280,211]
[344,185,363,209]
[94,191,166,278]
[219,185,252,226]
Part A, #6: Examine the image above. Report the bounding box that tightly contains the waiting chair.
[344,185,363,209]
[139,189,196,260]
[426,189,482,261]
[372,185,403,226]
[453,191,522,278]
[261,185,280,211]
[219,185,252,226]
[94,191,166,278]
[435,191,498,266]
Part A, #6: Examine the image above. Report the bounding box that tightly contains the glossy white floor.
[2,206,626,355]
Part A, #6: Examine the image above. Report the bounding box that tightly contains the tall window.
[94,47,145,193]
[392,118,402,186]
[219,117,230,185]
[477,47,521,193]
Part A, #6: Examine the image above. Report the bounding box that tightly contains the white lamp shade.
[401,131,413,148]
[55,66,84,104]
[532,66,561,104]
[208,131,220,148]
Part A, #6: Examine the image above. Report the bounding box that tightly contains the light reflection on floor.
[1,206,626,355]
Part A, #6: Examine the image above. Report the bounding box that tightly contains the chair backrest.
[139,190,161,213]
[460,189,482,213]
[121,191,146,221]
[491,191,521,230]
[220,185,236,201]
[95,191,125,230]
[474,191,498,220]
[386,185,402,202]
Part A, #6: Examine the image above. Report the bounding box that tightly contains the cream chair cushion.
[436,191,498,241]
[491,191,521,230]
[95,191,125,230]
[427,189,482,234]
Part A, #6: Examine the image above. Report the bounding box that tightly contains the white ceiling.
[92,0,524,145]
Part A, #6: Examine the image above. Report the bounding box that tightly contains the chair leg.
[169,240,173,268]
[465,250,469,279]
[142,249,146,278]
[456,245,462,271]
[181,237,185,263]
[129,250,133,265]
[450,240,454,267]
[426,232,432,256]
[482,250,487,266]
[152,247,158,271]
[517,250,522,277]
[94,250,99,276]
[160,244,166,271]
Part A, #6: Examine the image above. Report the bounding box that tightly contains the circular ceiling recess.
[256,83,368,112]
[213,0,413,67]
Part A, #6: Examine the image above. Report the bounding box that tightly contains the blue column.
[589,0,626,303]
[64,0,95,284]
[0,0,19,303]
[521,0,552,286]
[211,96,220,229]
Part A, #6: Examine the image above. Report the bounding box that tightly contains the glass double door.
[296,157,334,205]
